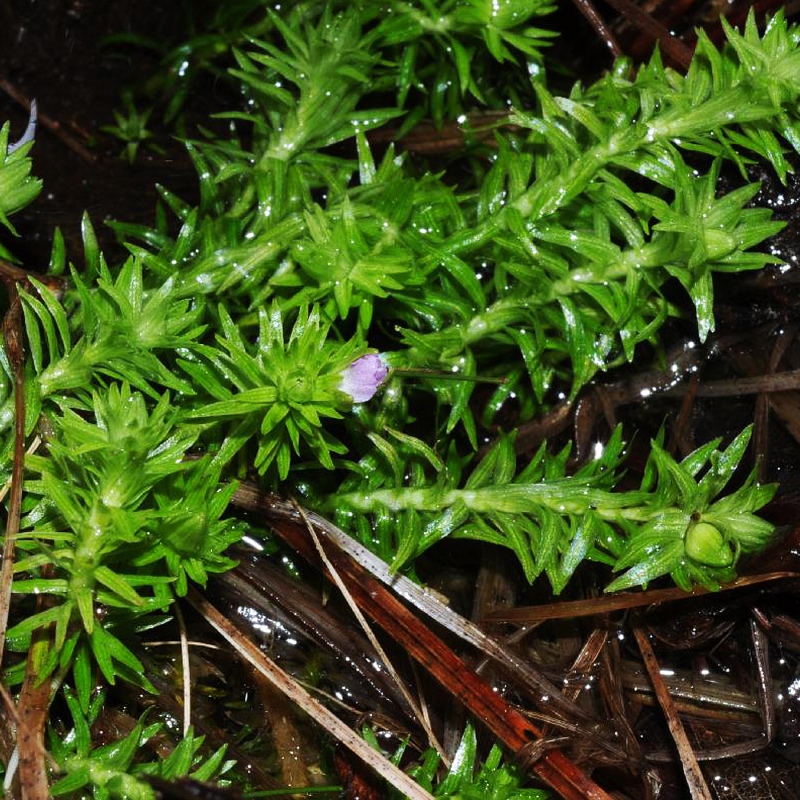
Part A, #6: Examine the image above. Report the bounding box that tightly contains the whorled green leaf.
[187,303,379,477]
[0,121,42,232]
[333,424,775,594]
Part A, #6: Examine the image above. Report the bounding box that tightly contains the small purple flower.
[339,353,389,403]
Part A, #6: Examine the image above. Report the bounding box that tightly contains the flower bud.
[685,521,733,567]
[338,353,388,403]
[8,99,37,155]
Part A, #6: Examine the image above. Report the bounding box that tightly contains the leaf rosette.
[184,303,379,478]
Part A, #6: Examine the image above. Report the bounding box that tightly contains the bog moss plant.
[0,1,797,795]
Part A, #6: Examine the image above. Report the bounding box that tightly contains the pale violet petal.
[339,353,388,403]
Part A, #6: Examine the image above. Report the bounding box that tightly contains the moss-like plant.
[1,2,798,795]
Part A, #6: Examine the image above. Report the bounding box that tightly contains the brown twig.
[562,628,608,704]
[600,0,695,69]
[185,588,437,800]
[0,277,25,671]
[249,667,313,792]
[241,491,611,730]
[0,260,67,798]
[485,572,800,623]
[635,618,775,763]
[0,263,66,674]
[598,635,652,795]
[16,592,56,800]
[571,0,624,60]
[219,559,416,719]
[292,499,448,763]
[633,627,712,799]
[750,618,775,745]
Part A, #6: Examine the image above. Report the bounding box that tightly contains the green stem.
[336,482,659,525]
[446,82,775,259]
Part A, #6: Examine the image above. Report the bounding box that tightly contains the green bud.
[704,229,736,260]
[685,521,733,567]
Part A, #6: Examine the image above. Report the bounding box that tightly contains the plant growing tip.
[684,521,734,568]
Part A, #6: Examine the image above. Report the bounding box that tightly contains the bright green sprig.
[184,302,370,477]
[0,236,207,447]
[387,722,548,800]
[232,7,401,163]
[0,121,41,238]
[505,10,800,219]
[605,426,776,591]
[49,691,232,800]
[332,426,775,593]
[116,8,378,304]
[10,383,242,685]
[371,0,556,123]
[131,464,241,596]
[288,196,416,325]
[101,90,164,165]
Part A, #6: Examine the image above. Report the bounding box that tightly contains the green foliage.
[386,723,548,799]
[185,303,371,476]
[370,0,557,123]
[49,691,232,799]
[231,7,401,160]
[2,2,798,795]
[9,243,205,422]
[0,120,41,238]
[101,91,165,164]
[605,427,776,591]
[9,383,241,684]
[332,425,774,593]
